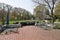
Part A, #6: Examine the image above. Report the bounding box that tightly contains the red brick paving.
[0,26,60,40]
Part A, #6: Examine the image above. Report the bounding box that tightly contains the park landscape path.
[0,26,60,40]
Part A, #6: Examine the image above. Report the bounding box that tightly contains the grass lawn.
[9,20,29,25]
[0,20,27,25]
[0,20,36,25]
[54,23,60,29]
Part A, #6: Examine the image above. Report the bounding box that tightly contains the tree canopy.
[54,2,60,19]
[32,0,60,23]
[33,4,49,20]
[0,3,32,25]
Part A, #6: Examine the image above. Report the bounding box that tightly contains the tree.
[10,8,18,20]
[33,5,49,20]
[10,7,32,20]
[32,0,59,24]
[6,5,12,25]
[0,3,6,25]
[21,10,32,20]
[54,2,60,19]
[0,3,12,25]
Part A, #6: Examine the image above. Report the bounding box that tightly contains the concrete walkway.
[0,26,60,40]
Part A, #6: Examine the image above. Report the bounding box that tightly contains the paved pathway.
[0,26,60,40]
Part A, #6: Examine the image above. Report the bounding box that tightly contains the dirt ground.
[0,26,60,40]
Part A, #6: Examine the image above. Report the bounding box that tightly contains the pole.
[6,7,10,26]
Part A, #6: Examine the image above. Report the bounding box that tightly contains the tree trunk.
[51,9,54,24]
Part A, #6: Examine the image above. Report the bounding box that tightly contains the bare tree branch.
[44,0,51,9]
[33,0,42,5]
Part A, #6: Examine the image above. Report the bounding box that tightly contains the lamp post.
[6,7,9,25]
[6,5,12,26]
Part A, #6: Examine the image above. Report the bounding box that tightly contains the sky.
[0,0,35,14]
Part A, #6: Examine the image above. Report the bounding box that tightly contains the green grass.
[55,19,60,22]
[9,20,28,25]
[54,23,60,29]
[0,20,27,25]
[0,20,37,25]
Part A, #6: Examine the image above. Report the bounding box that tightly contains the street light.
[6,5,12,26]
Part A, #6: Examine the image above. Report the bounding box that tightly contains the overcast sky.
[0,0,35,14]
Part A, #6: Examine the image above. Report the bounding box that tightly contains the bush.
[20,21,35,26]
[20,22,27,26]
